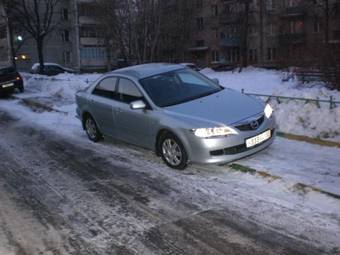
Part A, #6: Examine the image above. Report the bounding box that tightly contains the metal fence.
[241,89,340,110]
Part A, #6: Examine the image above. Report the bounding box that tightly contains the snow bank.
[13,68,340,142]
[21,73,101,101]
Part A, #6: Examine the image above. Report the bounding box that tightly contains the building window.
[196,40,205,47]
[266,0,274,10]
[268,23,275,36]
[228,48,240,63]
[80,47,107,60]
[0,26,6,39]
[62,30,70,42]
[61,8,69,20]
[211,5,218,16]
[211,50,220,62]
[80,27,104,38]
[79,4,99,17]
[290,20,304,34]
[267,48,276,61]
[249,49,258,62]
[63,51,71,64]
[213,28,219,38]
[313,20,321,33]
[249,25,257,36]
[287,0,302,7]
[197,17,204,31]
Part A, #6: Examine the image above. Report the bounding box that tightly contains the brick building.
[187,0,340,68]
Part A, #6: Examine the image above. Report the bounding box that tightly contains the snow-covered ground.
[1,68,340,253]
[0,68,339,196]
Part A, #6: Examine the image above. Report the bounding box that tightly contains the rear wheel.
[159,132,188,170]
[84,115,102,142]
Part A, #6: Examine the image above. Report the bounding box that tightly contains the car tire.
[159,132,188,170]
[84,115,102,142]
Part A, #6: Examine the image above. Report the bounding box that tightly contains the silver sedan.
[76,63,275,169]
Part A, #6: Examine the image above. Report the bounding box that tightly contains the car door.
[114,78,154,148]
[89,77,119,136]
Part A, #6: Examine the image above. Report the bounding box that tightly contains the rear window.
[0,67,16,75]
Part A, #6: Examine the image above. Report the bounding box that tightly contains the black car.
[0,66,24,94]
[30,63,76,76]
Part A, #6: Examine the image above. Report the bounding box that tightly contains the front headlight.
[264,104,273,119]
[193,127,238,138]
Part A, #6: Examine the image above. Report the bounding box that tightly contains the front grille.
[235,115,265,131]
[210,144,247,156]
[210,129,274,156]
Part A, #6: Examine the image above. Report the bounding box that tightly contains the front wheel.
[84,115,102,142]
[160,133,188,170]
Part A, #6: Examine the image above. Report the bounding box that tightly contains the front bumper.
[186,116,276,164]
[0,79,23,93]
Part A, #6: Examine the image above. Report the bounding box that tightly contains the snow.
[0,68,340,194]
[1,70,340,252]
[237,137,340,195]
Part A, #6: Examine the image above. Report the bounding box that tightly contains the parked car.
[0,66,24,94]
[180,63,201,71]
[30,63,76,76]
[76,63,275,169]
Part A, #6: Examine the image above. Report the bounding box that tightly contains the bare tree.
[6,0,60,73]
[239,0,251,71]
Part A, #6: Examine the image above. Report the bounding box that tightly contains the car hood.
[164,88,264,127]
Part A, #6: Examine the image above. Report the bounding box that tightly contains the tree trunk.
[7,20,16,68]
[105,38,112,71]
[324,0,329,44]
[36,38,45,74]
[240,0,250,72]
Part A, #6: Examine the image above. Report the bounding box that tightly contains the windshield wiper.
[163,89,221,107]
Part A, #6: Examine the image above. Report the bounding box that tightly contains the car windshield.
[140,69,223,107]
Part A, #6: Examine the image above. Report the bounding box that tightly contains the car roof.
[110,63,185,79]
[180,63,196,66]
[32,63,62,69]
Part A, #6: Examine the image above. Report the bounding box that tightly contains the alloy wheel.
[162,138,183,167]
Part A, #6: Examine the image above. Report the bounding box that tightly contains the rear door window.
[0,67,16,75]
[93,77,118,99]
[117,78,143,103]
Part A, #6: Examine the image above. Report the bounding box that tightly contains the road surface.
[0,108,340,255]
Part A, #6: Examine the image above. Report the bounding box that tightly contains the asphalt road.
[0,109,339,255]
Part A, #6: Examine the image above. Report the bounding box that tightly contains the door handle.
[116,108,123,113]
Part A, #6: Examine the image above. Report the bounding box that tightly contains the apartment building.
[187,0,340,68]
[0,0,107,72]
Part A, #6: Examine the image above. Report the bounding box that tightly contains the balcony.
[79,16,100,25]
[80,37,105,46]
[279,33,306,45]
[281,5,306,17]
[220,37,240,47]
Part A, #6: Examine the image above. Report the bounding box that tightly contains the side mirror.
[211,78,220,84]
[130,100,146,110]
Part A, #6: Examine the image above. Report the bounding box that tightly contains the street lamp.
[16,35,23,42]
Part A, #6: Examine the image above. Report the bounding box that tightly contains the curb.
[277,132,340,149]
[11,95,68,115]
[229,163,340,200]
